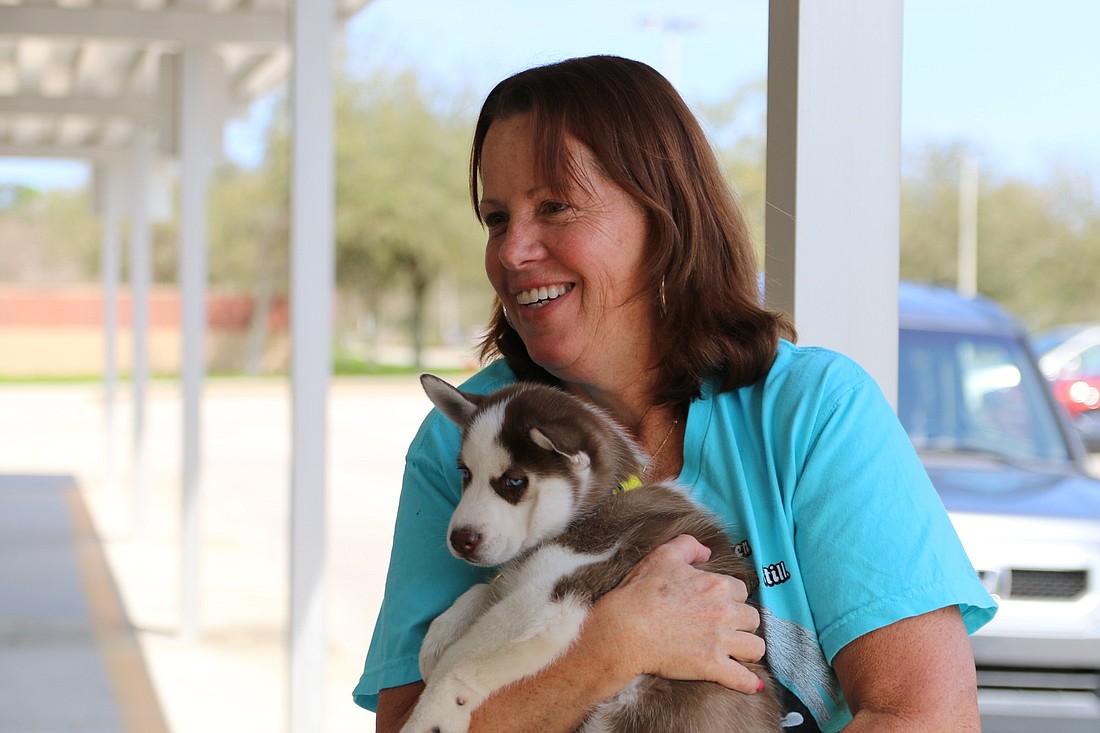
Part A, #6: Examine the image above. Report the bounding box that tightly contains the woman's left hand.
[590,533,767,695]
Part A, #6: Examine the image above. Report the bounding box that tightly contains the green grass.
[0,359,469,384]
[0,373,132,385]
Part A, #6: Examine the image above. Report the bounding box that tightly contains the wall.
[0,285,288,376]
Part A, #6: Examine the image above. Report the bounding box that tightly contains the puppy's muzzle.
[450,526,482,560]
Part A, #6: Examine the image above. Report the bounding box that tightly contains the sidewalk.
[0,376,439,733]
[0,473,168,733]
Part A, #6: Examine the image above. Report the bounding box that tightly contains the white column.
[129,127,153,529]
[288,1,334,731]
[98,162,124,491]
[765,0,903,406]
[178,43,217,641]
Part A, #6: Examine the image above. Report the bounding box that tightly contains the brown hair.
[471,55,794,404]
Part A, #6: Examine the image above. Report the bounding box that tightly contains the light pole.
[640,15,702,89]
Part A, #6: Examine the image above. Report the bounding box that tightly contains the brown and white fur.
[402,374,782,733]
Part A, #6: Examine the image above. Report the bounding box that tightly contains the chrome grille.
[1009,569,1087,599]
[977,568,1089,600]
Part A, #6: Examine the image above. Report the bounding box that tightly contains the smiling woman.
[469,55,779,409]
[356,55,997,733]
[477,113,653,385]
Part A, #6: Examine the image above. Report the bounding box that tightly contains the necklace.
[641,418,679,480]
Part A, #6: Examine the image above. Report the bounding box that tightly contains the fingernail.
[756,678,765,692]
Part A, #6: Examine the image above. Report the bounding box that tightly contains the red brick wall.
[0,285,287,330]
[0,285,289,375]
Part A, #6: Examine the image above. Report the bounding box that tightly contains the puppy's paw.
[420,584,493,680]
[400,681,477,733]
[401,707,471,733]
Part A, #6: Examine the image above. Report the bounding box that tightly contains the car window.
[1078,344,1100,376]
[1032,325,1080,355]
[899,329,1071,463]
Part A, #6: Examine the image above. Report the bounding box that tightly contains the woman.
[355,55,996,732]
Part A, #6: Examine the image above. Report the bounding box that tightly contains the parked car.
[1034,322,1100,452]
[897,282,1100,732]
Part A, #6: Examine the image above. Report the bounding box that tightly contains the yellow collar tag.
[615,474,643,494]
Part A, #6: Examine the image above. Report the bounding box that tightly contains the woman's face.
[479,114,655,387]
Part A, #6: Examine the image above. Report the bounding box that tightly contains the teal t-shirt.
[353,341,997,731]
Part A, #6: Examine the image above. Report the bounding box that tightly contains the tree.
[899,143,968,287]
[0,186,98,282]
[976,167,1100,328]
[900,142,1100,329]
[207,142,289,373]
[202,63,492,372]
[332,65,487,367]
[698,78,768,264]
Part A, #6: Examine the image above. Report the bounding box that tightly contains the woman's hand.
[590,534,766,694]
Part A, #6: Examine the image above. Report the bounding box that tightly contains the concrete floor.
[0,376,436,733]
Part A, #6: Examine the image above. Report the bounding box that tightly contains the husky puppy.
[402,375,782,733]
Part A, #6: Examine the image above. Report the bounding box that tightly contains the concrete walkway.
[0,376,440,733]
[0,473,168,733]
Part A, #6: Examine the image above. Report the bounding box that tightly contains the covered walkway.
[0,473,167,733]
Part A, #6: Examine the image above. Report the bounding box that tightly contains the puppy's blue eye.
[458,466,471,482]
[504,476,527,490]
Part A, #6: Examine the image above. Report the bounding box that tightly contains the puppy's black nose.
[450,527,482,558]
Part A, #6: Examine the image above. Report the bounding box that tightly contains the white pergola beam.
[0,94,157,120]
[0,143,121,161]
[0,6,286,46]
[228,46,290,102]
[765,0,903,406]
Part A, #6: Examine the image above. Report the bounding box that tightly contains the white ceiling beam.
[0,93,156,120]
[17,38,50,91]
[0,6,286,46]
[119,44,156,97]
[0,142,123,161]
[230,45,288,100]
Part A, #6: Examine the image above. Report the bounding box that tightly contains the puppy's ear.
[421,373,480,427]
[529,427,592,470]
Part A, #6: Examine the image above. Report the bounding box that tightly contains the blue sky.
[3,0,1098,190]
